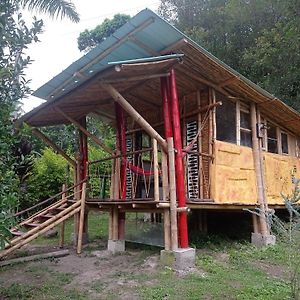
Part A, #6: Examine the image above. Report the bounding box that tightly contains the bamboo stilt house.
[17,9,300,251]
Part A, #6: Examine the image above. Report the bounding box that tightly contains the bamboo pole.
[152,138,159,202]
[250,102,269,235]
[108,209,113,240]
[77,183,87,254]
[197,90,203,199]
[163,209,171,251]
[55,107,113,155]
[161,150,169,202]
[257,108,268,213]
[31,128,76,168]
[167,138,178,250]
[101,83,167,151]
[59,184,67,248]
[1,206,81,259]
[112,207,119,240]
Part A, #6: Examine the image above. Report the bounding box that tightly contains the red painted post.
[161,77,173,139]
[168,69,189,248]
[115,103,126,239]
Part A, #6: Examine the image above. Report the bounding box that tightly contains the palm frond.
[21,0,80,23]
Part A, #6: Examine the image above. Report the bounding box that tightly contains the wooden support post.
[101,83,167,151]
[108,209,113,240]
[169,69,188,248]
[112,207,119,240]
[167,138,178,250]
[161,150,169,202]
[252,214,259,234]
[152,138,160,202]
[77,183,87,254]
[197,91,204,199]
[250,102,269,235]
[59,184,66,248]
[32,128,76,168]
[164,209,171,250]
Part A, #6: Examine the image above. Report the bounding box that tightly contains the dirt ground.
[0,239,291,300]
[0,240,174,300]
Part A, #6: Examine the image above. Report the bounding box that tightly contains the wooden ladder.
[0,183,87,260]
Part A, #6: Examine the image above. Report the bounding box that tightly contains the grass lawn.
[0,211,295,300]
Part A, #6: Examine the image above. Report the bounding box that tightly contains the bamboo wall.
[211,140,300,205]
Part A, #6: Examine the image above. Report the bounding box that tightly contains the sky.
[22,0,160,113]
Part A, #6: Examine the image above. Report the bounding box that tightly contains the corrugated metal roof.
[33,9,185,100]
[22,7,300,134]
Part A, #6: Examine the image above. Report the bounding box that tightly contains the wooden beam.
[160,38,188,54]
[100,72,170,84]
[55,107,113,155]
[218,76,238,87]
[31,128,76,168]
[101,83,168,151]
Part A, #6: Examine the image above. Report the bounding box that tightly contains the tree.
[0,0,79,248]
[77,14,130,52]
[20,0,79,22]
[158,0,300,110]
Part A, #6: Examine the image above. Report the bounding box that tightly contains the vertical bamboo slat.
[163,209,171,250]
[167,137,178,250]
[161,150,169,202]
[152,138,159,202]
[77,183,87,254]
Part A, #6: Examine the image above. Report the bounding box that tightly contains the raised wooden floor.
[86,198,285,211]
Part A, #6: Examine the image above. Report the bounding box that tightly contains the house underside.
[15,9,300,253]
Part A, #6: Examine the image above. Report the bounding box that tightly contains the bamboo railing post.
[163,208,171,250]
[250,102,269,235]
[59,184,67,248]
[152,138,160,202]
[167,137,178,250]
[77,183,87,254]
[161,150,169,202]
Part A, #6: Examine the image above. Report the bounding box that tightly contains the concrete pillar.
[160,248,196,270]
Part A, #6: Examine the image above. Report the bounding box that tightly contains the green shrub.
[25,148,68,206]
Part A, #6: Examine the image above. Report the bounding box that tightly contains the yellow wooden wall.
[211,141,257,204]
[263,152,300,204]
[211,141,300,205]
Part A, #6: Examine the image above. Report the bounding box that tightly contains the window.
[216,98,236,144]
[281,132,289,154]
[267,123,278,153]
[240,104,252,147]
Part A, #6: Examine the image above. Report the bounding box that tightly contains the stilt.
[250,103,275,247]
